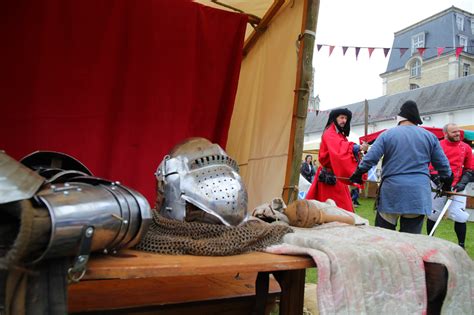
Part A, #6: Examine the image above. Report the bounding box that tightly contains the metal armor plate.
[0,150,45,204]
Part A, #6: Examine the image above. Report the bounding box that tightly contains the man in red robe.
[306,108,368,212]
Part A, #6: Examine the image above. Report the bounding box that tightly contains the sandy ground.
[304,283,318,315]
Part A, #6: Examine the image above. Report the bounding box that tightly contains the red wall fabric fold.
[0,0,247,203]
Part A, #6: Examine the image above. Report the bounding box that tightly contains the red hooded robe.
[305,123,359,212]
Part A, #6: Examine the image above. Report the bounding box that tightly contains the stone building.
[380,6,474,95]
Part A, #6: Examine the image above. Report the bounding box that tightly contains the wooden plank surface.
[83,250,315,280]
[69,272,281,313]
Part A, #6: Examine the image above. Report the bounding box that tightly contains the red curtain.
[0,0,247,203]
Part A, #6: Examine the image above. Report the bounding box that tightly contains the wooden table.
[68,249,316,314]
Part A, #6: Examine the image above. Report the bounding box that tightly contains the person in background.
[427,123,473,248]
[300,154,316,183]
[306,108,368,212]
[350,100,451,234]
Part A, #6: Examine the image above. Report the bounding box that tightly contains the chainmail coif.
[135,211,293,256]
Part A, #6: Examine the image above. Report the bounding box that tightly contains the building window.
[410,59,421,77]
[410,83,420,90]
[459,35,468,52]
[456,14,464,31]
[471,19,474,34]
[463,63,470,76]
[411,32,425,54]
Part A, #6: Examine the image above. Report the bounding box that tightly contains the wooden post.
[282,0,320,205]
[363,99,369,197]
[364,99,369,139]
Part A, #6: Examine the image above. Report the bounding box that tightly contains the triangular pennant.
[383,48,390,57]
[355,47,361,60]
[417,47,426,56]
[317,44,322,51]
[437,47,444,57]
[342,46,348,56]
[329,45,335,56]
[368,48,375,58]
[399,48,408,57]
[455,47,463,59]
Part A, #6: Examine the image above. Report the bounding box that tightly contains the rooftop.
[305,75,474,134]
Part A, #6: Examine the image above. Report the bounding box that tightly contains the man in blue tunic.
[350,100,451,234]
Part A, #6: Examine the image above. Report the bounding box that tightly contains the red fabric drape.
[359,129,385,144]
[359,127,465,144]
[0,0,247,203]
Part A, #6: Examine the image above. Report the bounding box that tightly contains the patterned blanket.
[266,208,473,314]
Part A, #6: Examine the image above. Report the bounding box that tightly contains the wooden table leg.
[273,269,306,315]
[254,272,270,315]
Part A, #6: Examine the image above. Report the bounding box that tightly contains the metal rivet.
[85,227,94,238]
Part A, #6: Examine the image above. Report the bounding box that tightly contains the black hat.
[325,108,352,136]
[398,100,422,125]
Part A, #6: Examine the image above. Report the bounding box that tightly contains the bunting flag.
[399,48,408,57]
[329,45,335,56]
[417,47,426,56]
[313,44,472,60]
[342,46,348,56]
[437,47,444,57]
[368,47,375,58]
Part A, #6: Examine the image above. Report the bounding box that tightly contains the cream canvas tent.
[197,0,320,209]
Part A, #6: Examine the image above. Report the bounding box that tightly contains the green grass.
[305,197,473,283]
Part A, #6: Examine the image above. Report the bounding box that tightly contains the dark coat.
[301,162,315,183]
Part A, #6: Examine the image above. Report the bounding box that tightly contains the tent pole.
[242,0,285,56]
[282,0,320,205]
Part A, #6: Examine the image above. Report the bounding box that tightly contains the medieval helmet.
[155,138,248,226]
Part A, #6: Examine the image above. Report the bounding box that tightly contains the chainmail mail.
[135,211,293,256]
